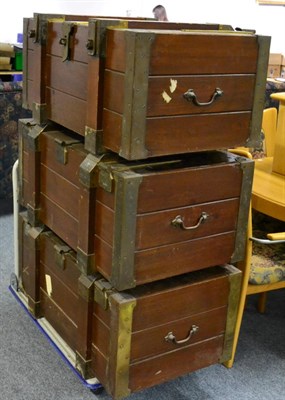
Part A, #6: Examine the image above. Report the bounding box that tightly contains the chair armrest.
[250,233,285,244]
[228,148,253,159]
[267,232,285,241]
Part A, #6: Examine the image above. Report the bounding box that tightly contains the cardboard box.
[269,53,282,65]
[267,53,282,78]
[280,54,285,78]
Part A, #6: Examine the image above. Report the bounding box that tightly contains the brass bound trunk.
[22,13,91,115]
[88,150,253,290]
[102,28,270,159]
[38,229,95,379]
[22,14,234,132]
[18,212,95,379]
[91,264,241,399]
[22,13,268,158]
[17,219,241,396]
[18,119,95,271]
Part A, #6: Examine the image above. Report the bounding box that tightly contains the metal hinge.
[86,20,97,56]
[59,22,75,61]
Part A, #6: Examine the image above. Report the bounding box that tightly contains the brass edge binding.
[97,162,114,193]
[120,31,155,160]
[87,19,128,57]
[22,18,29,109]
[94,279,114,310]
[75,351,93,380]
[33,14,40,44]
[18,118,35,201]
[84,126,105,155]
[219,24,235,31]
[111,171,143,290]
[77,248,95,276]
[246,35,271,148]
[28,301,41,319]
[26,204,43,228]
[33,13,65,45]
[27,121,48,151]
[29,224,46,247]
[25,222,46,318]
[17,212,27,290]
[231,157,254,263]
[108,292,137,400]
[79,153,105,189]
[78,274,97,303]
[76,274,99,380]
[18,212,44,291]
[220,264,242,363]
[32,102,48,125]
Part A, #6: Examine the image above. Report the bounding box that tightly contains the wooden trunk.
[18,119,95,270]
[91,264,241,399]
[22,16,47,113]
[44,19,90,135]
[22,14,243,140]
[102,28,270,159]
[17,211,96,378]
[38,230,96,378]
[88,150,253,290]
[22,13,92,118]
[84,19,235,152]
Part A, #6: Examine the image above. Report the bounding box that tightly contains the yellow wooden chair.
[261,107,277,157]
[225,93,285,368]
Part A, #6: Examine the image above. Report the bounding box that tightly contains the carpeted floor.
[1,208,285,400]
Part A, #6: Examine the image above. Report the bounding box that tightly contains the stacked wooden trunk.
[15,13,270,399]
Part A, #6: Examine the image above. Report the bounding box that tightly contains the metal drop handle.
[183,87,223,106]
[165,325,199,345]
[171,212,209,230]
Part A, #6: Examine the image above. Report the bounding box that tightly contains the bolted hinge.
[59,22,75,61]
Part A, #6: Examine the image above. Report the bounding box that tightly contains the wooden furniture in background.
[261,107,277,156]
[252,93,285,219]
[225,94,285,368]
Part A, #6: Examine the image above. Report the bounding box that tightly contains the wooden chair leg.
[223,236,252,368]
[223,289,246,368]
[257,292,267,313]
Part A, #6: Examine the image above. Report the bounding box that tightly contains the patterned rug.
[249,211,285,284]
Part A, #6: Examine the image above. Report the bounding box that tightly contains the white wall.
[1,0,284,53]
